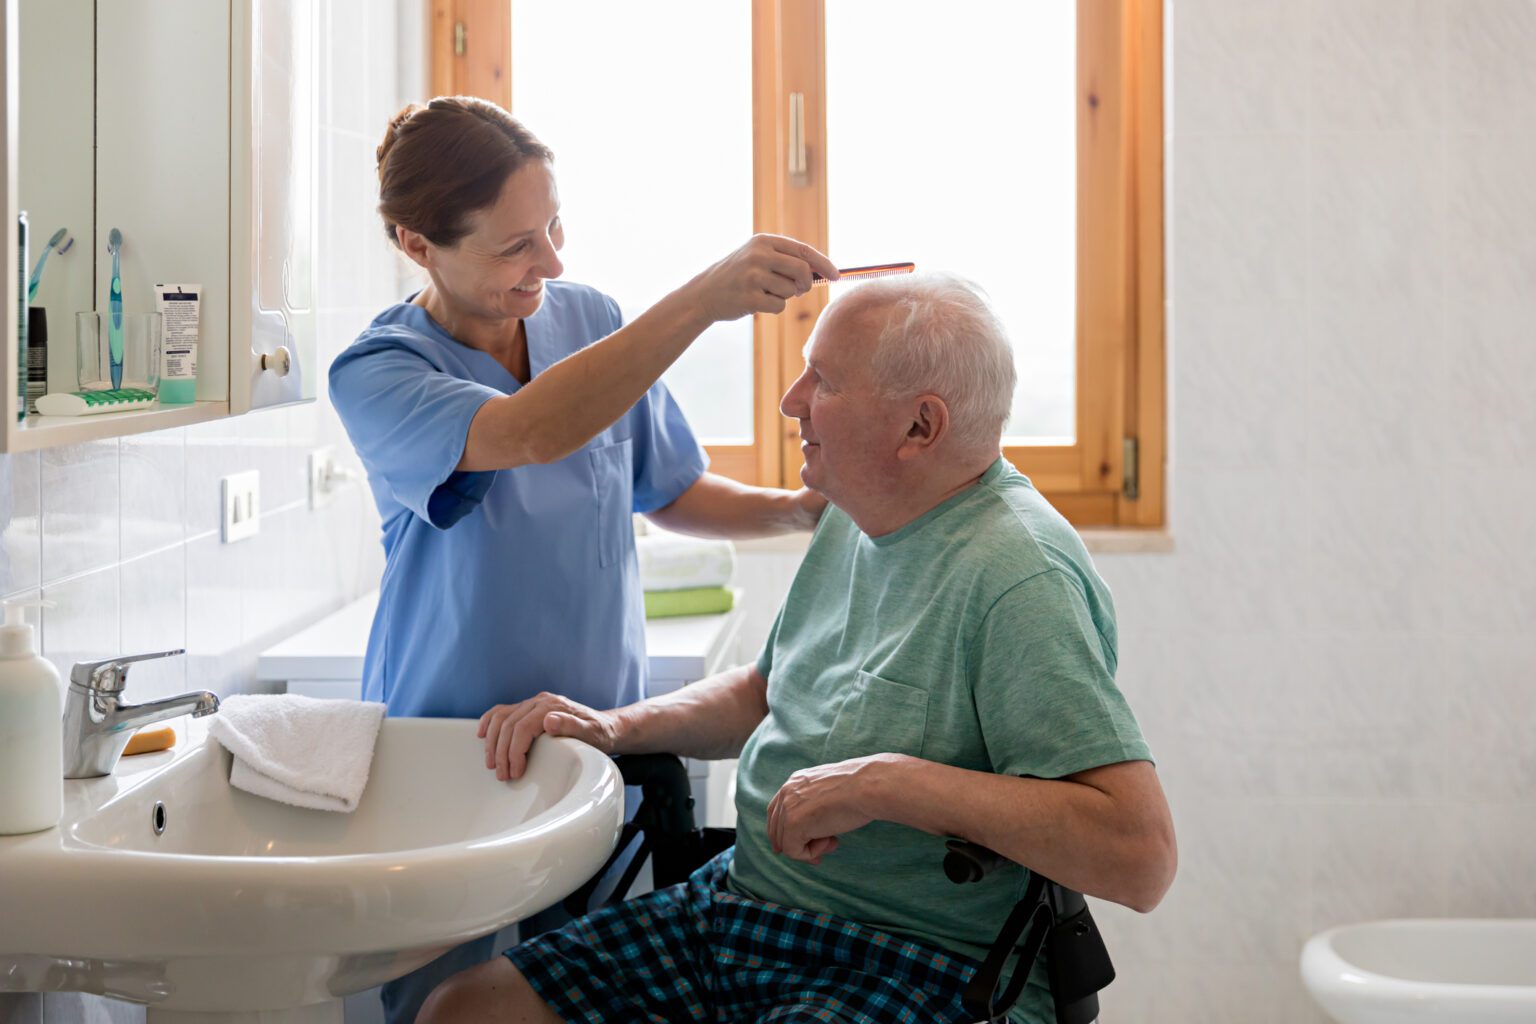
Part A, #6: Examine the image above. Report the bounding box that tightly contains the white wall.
[742,2,1536,1020]
[0,1,425,1021]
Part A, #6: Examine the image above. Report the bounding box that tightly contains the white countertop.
[255,590,744,686]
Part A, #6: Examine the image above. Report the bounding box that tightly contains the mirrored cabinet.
[1,0,316,451]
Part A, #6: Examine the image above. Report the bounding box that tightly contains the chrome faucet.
[62,649,220,779]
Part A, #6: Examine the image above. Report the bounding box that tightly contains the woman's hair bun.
[376,103,427,178]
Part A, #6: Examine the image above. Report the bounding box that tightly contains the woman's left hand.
[792,487,828,531]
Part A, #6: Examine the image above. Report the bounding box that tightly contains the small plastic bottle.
[0,600,63,834]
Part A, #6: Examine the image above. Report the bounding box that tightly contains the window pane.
[510,3,755,444]
[826,3,1076,442]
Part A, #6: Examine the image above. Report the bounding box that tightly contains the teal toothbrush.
[107,228,123,388]
[26,227,70,303]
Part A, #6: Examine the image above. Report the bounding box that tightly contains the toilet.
[1301,919,1536,1023]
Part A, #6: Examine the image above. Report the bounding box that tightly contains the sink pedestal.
[147,1001,342,1024]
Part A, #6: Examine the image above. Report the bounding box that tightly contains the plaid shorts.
[504,848,983,1023]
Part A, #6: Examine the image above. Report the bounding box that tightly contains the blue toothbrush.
[107,228,123,389]
[27,227,70,304]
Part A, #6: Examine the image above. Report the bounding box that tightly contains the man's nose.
[780,374,808,419]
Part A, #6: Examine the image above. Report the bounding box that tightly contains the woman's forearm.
[460,287,712,471]
[459,234,835,472]
[613,663,769,761]
[646,473,821,538]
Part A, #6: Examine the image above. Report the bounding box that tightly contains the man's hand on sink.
[477,694,621,782]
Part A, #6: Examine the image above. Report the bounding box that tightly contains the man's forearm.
[866,756,1177,913]
[612,663,769,761]
[646,472,817,539]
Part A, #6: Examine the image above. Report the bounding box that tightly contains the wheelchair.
[564,754,1116,1024]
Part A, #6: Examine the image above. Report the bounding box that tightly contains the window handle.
[788,92,808,185]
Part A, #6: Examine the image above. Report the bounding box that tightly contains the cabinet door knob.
[260,345,292,377]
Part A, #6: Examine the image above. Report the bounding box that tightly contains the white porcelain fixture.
[1302,919,1536,1023]
[0,720,623,1022]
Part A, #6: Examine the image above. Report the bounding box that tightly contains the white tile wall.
[0,1,420,1019]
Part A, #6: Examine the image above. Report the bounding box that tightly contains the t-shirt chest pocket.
[822,670,929,761]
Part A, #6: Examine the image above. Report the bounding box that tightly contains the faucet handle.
[70,648,186,693]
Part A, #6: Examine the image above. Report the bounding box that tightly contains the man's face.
[779,301,906,501]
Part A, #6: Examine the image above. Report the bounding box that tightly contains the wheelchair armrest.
[943,839,1114,1024]
[943,838,1011,883]
[613,753,699,837]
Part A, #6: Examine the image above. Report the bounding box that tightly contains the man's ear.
[895,395,949,462]
[396,225,435,271]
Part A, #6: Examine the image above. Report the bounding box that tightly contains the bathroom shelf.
[0,0,317,452]
[10,400,229,452]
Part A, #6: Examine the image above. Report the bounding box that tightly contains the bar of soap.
[123,726,177,756]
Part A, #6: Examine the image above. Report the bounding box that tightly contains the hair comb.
[812,261,915,286]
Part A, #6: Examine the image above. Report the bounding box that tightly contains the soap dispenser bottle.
[0,600,63,834]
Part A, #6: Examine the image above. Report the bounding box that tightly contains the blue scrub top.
[328,281,708,718]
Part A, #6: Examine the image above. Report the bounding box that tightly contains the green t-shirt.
[728,458,1152,1023]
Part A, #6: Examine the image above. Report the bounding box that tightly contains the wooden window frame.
[435,0,1163,528]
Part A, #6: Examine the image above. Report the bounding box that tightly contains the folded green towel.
[644,587,735,619]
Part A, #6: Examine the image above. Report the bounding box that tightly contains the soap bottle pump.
[0,599,63,835]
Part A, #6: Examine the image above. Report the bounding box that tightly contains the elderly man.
[421,273,1176,1024]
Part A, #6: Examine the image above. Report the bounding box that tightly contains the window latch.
[788,92,808,186]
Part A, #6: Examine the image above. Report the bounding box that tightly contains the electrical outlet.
[221,470,260,543]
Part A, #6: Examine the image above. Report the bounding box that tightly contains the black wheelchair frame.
[564,754,1116,1024]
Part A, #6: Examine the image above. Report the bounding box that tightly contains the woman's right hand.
[687,234,838,322]
[477,692,622,781]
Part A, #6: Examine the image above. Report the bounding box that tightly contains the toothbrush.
[811,261,915,286]
[107,228,123,389]
[26,227,69,303]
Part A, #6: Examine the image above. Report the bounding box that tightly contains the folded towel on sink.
[206,694,386,812]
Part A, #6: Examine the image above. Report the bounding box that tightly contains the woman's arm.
[460,235,835,472]
[646,472,826,538]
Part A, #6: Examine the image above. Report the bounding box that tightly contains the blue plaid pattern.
[504,848,984,1023]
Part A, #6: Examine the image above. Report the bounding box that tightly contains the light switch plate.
[221,470,261,543]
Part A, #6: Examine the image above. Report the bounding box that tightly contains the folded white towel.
[206,694,386,813]
[636,532,736,592]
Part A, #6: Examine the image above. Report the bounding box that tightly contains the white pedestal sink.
[0,719,624,1022]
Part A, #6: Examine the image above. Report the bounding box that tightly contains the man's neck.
[842,454,998,539]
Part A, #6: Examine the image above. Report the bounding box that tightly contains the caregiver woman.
[329,96,835,1020]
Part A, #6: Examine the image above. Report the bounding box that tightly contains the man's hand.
[477,693,621,781]
[766,753,903,865]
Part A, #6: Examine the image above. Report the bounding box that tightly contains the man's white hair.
[839,272,1017,452]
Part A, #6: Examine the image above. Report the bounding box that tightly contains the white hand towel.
[206,694,386,813]
[636,532,736,592]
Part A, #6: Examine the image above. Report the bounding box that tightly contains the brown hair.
[376,96,554,250]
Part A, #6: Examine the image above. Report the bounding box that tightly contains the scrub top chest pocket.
[822,671,930,762]
[589,438,634,568]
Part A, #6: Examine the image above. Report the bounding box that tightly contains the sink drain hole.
[151,801,167,836]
